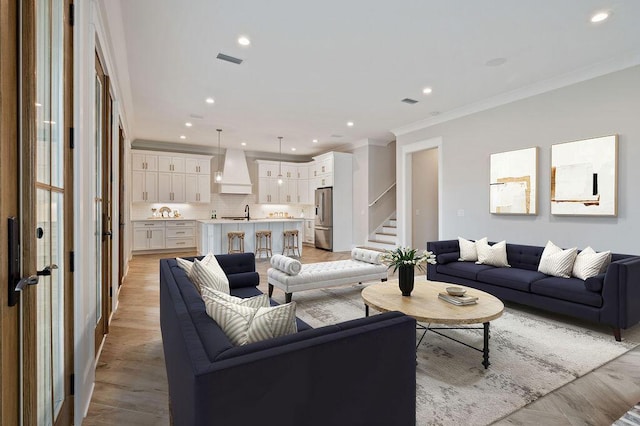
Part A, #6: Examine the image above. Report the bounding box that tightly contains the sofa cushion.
[437,252,459,265]
[506,244,544,271]
[531,277,603,308]
[270,254,302,275]
[436,262,494,281]
[351,247,384,264]
[476,240,510,267]
[477,267,548,292]
[584,274,605,293]
[572,247,611,280]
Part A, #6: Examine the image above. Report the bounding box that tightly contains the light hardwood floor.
[84,248,639,425]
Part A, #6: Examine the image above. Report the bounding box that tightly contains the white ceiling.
[103,0,640,156]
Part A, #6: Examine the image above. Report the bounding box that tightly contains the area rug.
[614,403,640,425]
[285,283,640,426]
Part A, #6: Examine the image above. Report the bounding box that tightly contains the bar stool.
[227,231,245,254]
[255,230,273,259]
[282,229,301,257]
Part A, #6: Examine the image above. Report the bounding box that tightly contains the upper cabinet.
[131,150,212,203]
[185,157,211,174]
[158,155,186,173]
[132,152,158,171]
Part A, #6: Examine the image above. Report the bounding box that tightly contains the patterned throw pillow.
[201,287,270,309]
[475,239,510,267]
[189,259,230,294]
[458,237,486,262]
[204,297,297,346]
[572,247,611,280]
[537,241,577,278]
[178,252,215,274]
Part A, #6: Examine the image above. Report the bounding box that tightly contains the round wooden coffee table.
[361,277,504,368]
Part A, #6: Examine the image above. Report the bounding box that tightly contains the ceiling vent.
[402,98,418,104]
[189,113,204,120]
[216,53,243,65]
[330,134,343,138]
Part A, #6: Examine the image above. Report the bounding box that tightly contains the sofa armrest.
[600,256,640,329]
[427,240,460,278]
[187,313,417,426]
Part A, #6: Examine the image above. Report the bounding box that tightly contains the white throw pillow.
[537,241,578,278]
[201,287,270,309]
[475,239,510,267]
[189,259,230,294]
[270,254,302,275]
[178,252,215,274]
[572,247,611,280]
[204,297,297,346]
[247,303,298,344]
[458,237,484,262]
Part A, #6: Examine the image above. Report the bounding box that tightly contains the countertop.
[132,217,197,221]
[198,218,305,224]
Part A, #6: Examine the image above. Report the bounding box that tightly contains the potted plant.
[380,247,436,296]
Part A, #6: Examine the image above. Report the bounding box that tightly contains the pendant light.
[214,129,223,183]
[277,136,284,185]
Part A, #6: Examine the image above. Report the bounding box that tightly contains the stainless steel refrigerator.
[314,187,333,250]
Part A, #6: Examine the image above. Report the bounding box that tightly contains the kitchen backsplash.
[130,193,314,220]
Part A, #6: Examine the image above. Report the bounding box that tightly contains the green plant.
[380,247,436,273]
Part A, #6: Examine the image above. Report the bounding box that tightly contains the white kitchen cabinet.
[185,174,211,203]
[185,157,211,174]
[297,179,309,204]
[132,152,158,171]
[258,177,280,203]
[258,161,280,178]
[158,172,186,202]
[158,155,186,173]
[165,220,196,249]
[296,165,309,179]
[303,219,315,244]
[281,164,297,179]
[131,170,158,203]
[310,157,333,178]
[278,179,297,204]
[133,221,166,250]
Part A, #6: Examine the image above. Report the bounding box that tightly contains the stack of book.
[438,292,478,306]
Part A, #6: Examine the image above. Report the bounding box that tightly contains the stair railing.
[368,182,396,207]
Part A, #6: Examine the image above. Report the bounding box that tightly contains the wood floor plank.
[84,247,640,425]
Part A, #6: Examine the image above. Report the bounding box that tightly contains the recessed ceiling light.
[180,135,186,140]
[185,122,192,127]
[312,139,318,143]
[238,36,251,46]
[590,11,609,23]
[422,87,433,95]
[291,147,296,152]
[347,121,354,127]
[485,57,507,67]
[205,97,215,104]
[241,142,247,146]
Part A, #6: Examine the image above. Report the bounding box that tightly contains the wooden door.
[16,0,75,424]
[118,125,125,289]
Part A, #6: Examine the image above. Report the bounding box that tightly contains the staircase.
[365,218,398,251]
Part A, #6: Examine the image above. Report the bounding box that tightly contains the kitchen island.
[197,218,304,256]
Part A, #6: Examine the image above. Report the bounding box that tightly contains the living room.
[4,1,638,425]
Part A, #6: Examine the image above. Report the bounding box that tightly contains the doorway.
[397,137,443,247]
[411,148,439,248]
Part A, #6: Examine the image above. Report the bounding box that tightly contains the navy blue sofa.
[160,253,417,426]
[427,240,640,341]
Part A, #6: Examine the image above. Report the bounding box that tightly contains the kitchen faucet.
[244,204,250,221]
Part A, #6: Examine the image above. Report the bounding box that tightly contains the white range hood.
[218,149,253,194]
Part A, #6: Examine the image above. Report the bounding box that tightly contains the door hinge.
[69,3,75,27]
[69,251,74,272]
[69,127,74,149]
[110,286,113,297]
[70,373,75,395]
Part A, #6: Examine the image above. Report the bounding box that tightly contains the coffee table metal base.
[365,305,492,369]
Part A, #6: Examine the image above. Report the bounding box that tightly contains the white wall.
[396,65,640,254]
[351,145,369,246]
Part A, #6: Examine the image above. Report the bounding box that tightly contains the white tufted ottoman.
[267,248,388,303]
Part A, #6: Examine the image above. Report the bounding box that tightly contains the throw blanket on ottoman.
[268,247,388,302]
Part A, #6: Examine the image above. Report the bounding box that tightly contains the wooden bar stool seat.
[255,230,273,259]
[282,229,301,257]
[227,231,245,254]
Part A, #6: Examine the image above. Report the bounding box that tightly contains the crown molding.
[392,50,640,137]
